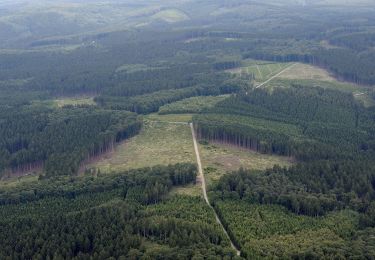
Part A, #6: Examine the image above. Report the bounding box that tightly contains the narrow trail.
[190,123,241,256]
[255,63,296,89]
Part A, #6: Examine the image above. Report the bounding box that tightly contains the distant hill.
[2,0,374,49]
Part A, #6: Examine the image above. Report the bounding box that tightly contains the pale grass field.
[227,60,291,82]
[274,63,374,107]
[0,175,39,189]
[86,113,292,195]
[199,142,293,188]
[53,97,96,107]
[152,9,189,23]
[229,61,373,107]
[88,120,195,173]
[88,118,202,196]
[170,183,202,197]
[144,113,193,123]
[277,63,335,82]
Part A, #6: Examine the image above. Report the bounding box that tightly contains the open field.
[198,141,293,188]
[144,113,193,123]
[115,63,168,74]
[228,60,291,83]
[115,63,150,73]
[276,63,335,82]
[271,63,375,107]
[0,175,39,189]
[236,61,339,86]
[88,120,195,173]
[232,61,374,107]
[87,112,292,191]
[275,63,374,104]
[170,183,202,197]
[152,9,189,23]
[85,112,292,195]
[86,117,202,196]
[53,97,96,107]
[158,95,229,114]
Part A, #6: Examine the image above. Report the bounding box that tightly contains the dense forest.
[192,86,375,258]
[1,0,375,258]
[0,106,142,177]
[0,164,239,259]
[213,200,375,258]
[96,82,246,114]
[193,86,375,160]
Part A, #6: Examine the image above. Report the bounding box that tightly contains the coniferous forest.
[193,86,375,257]
[0,164,239,259]
[1,0,375,259]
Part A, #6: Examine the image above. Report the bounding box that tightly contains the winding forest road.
[190,123,241,256]
[255,63,297,88]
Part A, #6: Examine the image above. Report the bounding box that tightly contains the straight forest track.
[255,63,296,89]
[190,123,241,256]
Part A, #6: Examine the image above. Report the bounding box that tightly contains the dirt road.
[255,63,296,88]
[190,123,241,256]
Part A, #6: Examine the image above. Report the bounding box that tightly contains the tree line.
[0,106,142,177]
[193,86,374,161]
[96,81,247,114]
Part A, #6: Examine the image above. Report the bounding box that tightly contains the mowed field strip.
[229,60,374,107]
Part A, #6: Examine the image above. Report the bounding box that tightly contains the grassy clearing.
[271,78,358,92]
[88,120,195,172]
[275,63,374,107]
[144,113,193,123]
[198,142,292,188]
[170,183,202,197]
[0,175,39,189]
[277,63,335,82]
[158,95,229,114]
[53,97,96,107]
[115,63,150,73]
[152,9,189,23]
[354,92,375,107]
[115,64,167,74]
[238,61,375,107]
[0,113,197,193]
[87,118,202,196]
[227,59,291,83]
